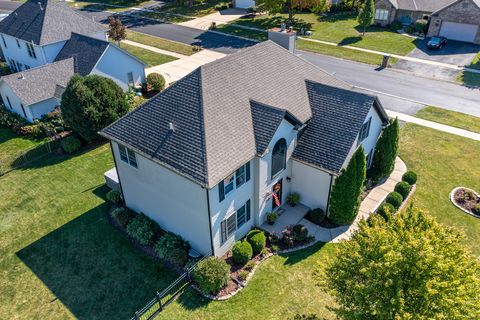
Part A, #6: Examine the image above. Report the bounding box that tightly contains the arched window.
[271,138,287,177]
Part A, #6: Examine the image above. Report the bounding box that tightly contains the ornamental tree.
[328,145,366,225]
[107,16,126,46]
[370,117,399,182]
[318,207,480,319]
[357,0,374,35]
[61,74,129,142]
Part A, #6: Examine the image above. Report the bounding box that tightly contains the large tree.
[370,117,399,182]
[107,16,126,46]
[254,0,329,23]
[61,74,130,142]
[328,145,366,225]
[319,207,480,319]
[357,0,375,35]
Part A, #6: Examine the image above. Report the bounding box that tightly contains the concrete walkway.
[122,40,188,59]
[388,110,480,141]
[178,8,248,30]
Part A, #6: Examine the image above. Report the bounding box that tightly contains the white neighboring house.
[100,42,389,258]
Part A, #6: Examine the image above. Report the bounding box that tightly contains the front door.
[272,179,283,210]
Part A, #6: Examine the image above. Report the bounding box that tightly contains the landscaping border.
[449,187,480,219]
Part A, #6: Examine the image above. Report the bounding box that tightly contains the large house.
[374,0,480,44]
[0,0,146,122]
[100,41,389,257]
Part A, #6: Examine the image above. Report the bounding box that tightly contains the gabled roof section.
[54,33,109,76]
[250,101,302,156]
[0,0,105,45]
[387,0,457,12]
[292,81,379,174]
[431,0,480,14]
[1,58,74,106]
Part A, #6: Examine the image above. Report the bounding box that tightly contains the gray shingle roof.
[101,41,386,188]
[0,0,105,45]
[1,58,74,105]
[54,33,109,76]
[293,82,383,174]
[389,0,457,12]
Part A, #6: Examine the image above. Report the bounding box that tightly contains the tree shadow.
[339,36,362,46]
[16,202,178,320]
[281,242,327,265]
[174,287,210,311]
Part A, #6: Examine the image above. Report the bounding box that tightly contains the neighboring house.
[375,0,480,43]
[0,0,147,122]
[0,0,106,72]
[100,41,389,257]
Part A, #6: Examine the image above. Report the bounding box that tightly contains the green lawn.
[457,71,480,88]
[71,0,150,9]
[233,12,418,55]
[126,30,197,56]
[399,124,480,256]
[215,24,268,41]
[138,10,194,23]
[415,106,480,133]
[0,141,177,319]
[120,43,178,66]
[157,243,337,320]
[467,52,480,69]
[152,0,230,17]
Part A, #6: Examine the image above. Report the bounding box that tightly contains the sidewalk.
[122,40,188,59]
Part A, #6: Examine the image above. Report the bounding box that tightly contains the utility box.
[268,27,297,53]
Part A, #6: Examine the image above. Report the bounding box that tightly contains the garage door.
[235,0,255,8]
[439,21,478,43]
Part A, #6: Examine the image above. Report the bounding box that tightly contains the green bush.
[112,207,136,227]
[292,314,321,320]
[155,232,190,267]
[147,73,166,93]
[126,213,155,245]
[386,192,403,209]
[61,136,82,154]
[292,224,309,242]
[245,260,256,271]
[394,181,411,200]
[389,21,402,31]
[370,118,399,182]
[106,189,122,205]
[306,208,326,225]
[267,212,278,225]
[287,192,301,206]
[246,229,266,255]
[193,257,230,294]
[237,270,249,282]
[402,171,417,185]
[377,203,395,220]
[0,106,29,130]
[472,203,480,215]
[414,19,428,33]
[232,241,253,265]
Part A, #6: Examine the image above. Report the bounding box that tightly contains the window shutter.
[221,220,227,244]
[246,199,251,221]
[245,161,251,182]
[218,181,225,202]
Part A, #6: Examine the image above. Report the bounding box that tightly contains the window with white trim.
[218,161,251,202]
[366,149,374,168]
[1,35,7,48]
[118,144,138,168]
[26,43,36,59]
[359,117,372,142]
[221,200,251,244]
[375,9,389,21]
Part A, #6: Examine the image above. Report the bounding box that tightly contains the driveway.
[394,39,480,81]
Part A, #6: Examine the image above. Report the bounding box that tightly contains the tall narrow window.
[1,35,7,48]
[26,43,36,59]
[6,96,12,109]
[359,117,372,142]
[271,138,287,178]
[127,72,134,85]
[16,39,20,48]
[20,104,27,118]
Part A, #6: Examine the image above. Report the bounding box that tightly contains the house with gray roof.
[100,41,390,257]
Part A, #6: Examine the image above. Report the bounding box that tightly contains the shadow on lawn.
[16,201,177,320]
[281,242,327,265]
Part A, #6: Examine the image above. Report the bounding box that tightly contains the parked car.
[427,37,447,50]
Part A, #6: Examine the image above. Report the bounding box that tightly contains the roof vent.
[38,2,44,11]
[19,74,25,80]
[168,122,175,132]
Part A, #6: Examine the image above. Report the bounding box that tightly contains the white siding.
[91,45,146,91]
[0,33,47,70]
[0,82,33,121]
[291,160,332,211]
[112,141,212,255]
[29,97,60,120]
[208,160,255,257]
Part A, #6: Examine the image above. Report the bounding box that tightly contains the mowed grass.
[399,124,480,256]
[126,30,197,56]
[157,243,337,320]
[415,106,480,133]
[120,43,178,66]
[153,0,229,17]
[0,142,177,319]
[457,71,480,88]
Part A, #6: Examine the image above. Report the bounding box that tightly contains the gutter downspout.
[325,173,334,216]
[205,188,215,257]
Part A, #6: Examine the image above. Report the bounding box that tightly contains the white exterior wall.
[256,120,298,224]
[112,141,212,255]
[0,82,33,121]
[291,161,332,211]
[91,31,108,41]
[29,97,60,120]
[208,160,255,257]
[0,33,46,70]
[42,41,67,62]
[92,45,146,91]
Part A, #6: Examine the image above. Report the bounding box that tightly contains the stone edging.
[397,184,417,212]
[192,240,318,301]
[450,187,480,219]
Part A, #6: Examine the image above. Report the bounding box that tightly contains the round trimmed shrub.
[377,202,396,220]
[61,136,81,153]
[386,192,403,209]
[147,73,166,93]
[126,213,155,245]
[155,232,190,267]
[232,241,252,265]
[246,229,266,255]
[106,189,122,205]
[414,19,428,33]
[394,181,411,200]
[306,208,326,225]
[112,207,136,227]
[193,257,230,294]
[402,171,417,185]
[292,224,309,242]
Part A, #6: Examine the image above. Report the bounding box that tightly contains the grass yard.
[215,24,268,41]
[457,71,480,88]
[120,43,178,66]
[153,0,230,18]
[157,243,337,320]
[0,140,178,319]
[126,30,197,56]
[71,0,150,9]
[415,106,480,133]
[467,52,480,70]
[399,124,480,256]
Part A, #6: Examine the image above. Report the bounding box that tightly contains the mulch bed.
[453,188,480,216]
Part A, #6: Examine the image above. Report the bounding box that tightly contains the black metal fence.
[131,255,209,320]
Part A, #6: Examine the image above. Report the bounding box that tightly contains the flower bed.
[375,171,417,219]
[450,187,480,218]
